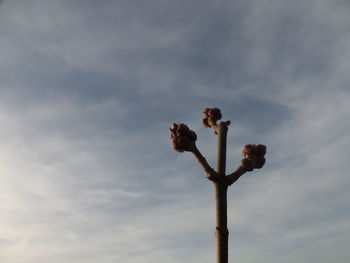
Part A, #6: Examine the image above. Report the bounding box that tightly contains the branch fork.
[188,122,248,185]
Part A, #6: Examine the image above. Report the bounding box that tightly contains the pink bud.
[242,144,256,155]
[203,108,210,117]
[177,123,190,137]
[177,136,191,150]
[202,118,210,128]
[255,144,267,156]
[170,123,178,131]
[241,158,254,172]
[254,156,266,169]
[171,140,184,152]
[169,123,196,152]
[209,108,222,120]
[188,130,197,141]
[169,124,178,137]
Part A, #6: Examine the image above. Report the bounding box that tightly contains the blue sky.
[0,0,349,262]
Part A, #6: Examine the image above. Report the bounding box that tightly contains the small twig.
[190,145,219,182]
[226,166,246,186]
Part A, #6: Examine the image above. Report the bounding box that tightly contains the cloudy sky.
[0,0,349,262]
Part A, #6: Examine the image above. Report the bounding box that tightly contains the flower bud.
[170,123,178,131]
[169,124,178,137]
[254,156,266,169]
[169,123,196,152]
[202,118,210,128]
[172,140,184,152]
[255,144,267,156]
[209,108,222,120]
[188,130,197,141]
[177,123,190,137]
[203,108,210,117]
[177,136,191,150]
[242,144,256,156]
[241,158,254,172]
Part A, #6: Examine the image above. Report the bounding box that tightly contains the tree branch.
[190,145,219,182]
[226,166,246,186]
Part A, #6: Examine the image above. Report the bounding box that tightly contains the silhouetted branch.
[191,145,219,182]
[226,166,246,186]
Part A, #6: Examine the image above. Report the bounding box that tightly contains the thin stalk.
[215,122,229,263]
[191,145,219,181]
[227,166,246,186]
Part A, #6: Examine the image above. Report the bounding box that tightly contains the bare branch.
[190,145,219,182]
[226,166,246,186]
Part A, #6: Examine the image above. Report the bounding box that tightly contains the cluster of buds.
[240,144,267,172]
[170,123,197,152]
[202,108,222,128]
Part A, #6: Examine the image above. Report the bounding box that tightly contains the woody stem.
[215,122,229,263]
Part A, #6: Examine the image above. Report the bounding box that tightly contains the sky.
[0,0,349,262]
